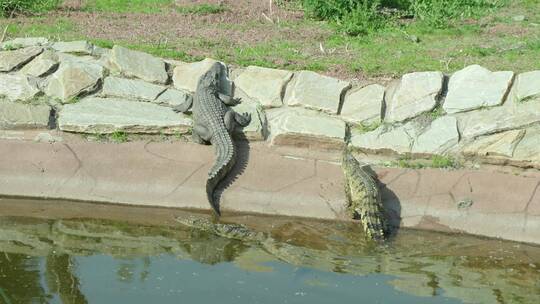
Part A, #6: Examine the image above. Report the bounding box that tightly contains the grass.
[0,0,60,16]
[5,17,77,38]
[431,155,457,168]
[85,131,129,143]
[391,154,459,169]
[65,96,81,104]
[110,131,128,143]
[429,105,445,120]
[82,0,227,15]
[355,121,382,133]
[175,3,227,15]
[1,0,538,79]
[82,0,172,13]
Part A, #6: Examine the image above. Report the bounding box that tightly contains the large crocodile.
[173,62,251,215]
[342,146,388,241]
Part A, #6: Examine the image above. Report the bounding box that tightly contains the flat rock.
[267,107,345,149]
[512,126,540,168]
[444,65,514,114]
[58,97,192,134]
[412,116,459,155]
[101,76,166,101]
[284,71,350,114]
[52,41,94,55]
[20,50,58,77]
[509,71,540,103]
[0,74,40,102]
[385,71,444,123]
[454,99,540,139]
[1,37,48,50]
[44,61,103,102]
[232,101,268,141]
[0,47,43,72]
[172,58,232,94]
[351,121,421,154]
[153,88,192,107]
[462,129,525,158]
[234,66,293,108]
[340,84,384,124]
[109,46,168,84]
[0,101,51,129]
[56,52,97,64]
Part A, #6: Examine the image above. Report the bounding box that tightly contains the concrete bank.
[0,133,539,245]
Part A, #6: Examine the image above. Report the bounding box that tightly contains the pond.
[0,197,539,304]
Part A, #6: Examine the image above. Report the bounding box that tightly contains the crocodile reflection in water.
[0,252,87,304]
[0,216,539,304]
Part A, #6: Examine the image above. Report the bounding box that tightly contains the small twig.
[319,42,325,54]
[261,12,274,24]
[0,25,9,43]
[0,10,15,43]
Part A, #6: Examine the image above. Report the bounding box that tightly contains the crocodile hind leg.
[172,96,193,113]
[234,112,251,127]
[192,123,212,145]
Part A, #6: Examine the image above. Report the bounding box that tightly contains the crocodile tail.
[206,129,235,216]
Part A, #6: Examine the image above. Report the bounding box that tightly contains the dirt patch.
[484,23,530,37]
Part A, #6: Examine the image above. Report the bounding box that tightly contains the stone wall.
[1,37,539,170]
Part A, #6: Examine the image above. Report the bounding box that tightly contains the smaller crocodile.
[173,62,251,215]
[175,216,266,242]
[175,216,324,265]
[342,146,388,241]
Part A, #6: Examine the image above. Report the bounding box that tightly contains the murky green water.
[0,201,539,304]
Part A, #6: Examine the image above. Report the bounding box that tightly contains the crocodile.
[342,146,388,241]
[173,62,251,216]
[175,216,330,265]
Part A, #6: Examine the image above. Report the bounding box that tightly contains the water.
[0,199,539,304]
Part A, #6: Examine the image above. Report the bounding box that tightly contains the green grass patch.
[390,154,458,169]
[91,38,114,49]
[429,105,445,120]
[5,17,77,37]
[110,131,128,143]
[431,155,457,168]
[83,0,173,13]
[354,121,381,133]
[65,96,81,104]
[0,0,60,16]
[88,38,203,62]
[300,0,509,36]
[82,1,227,14]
